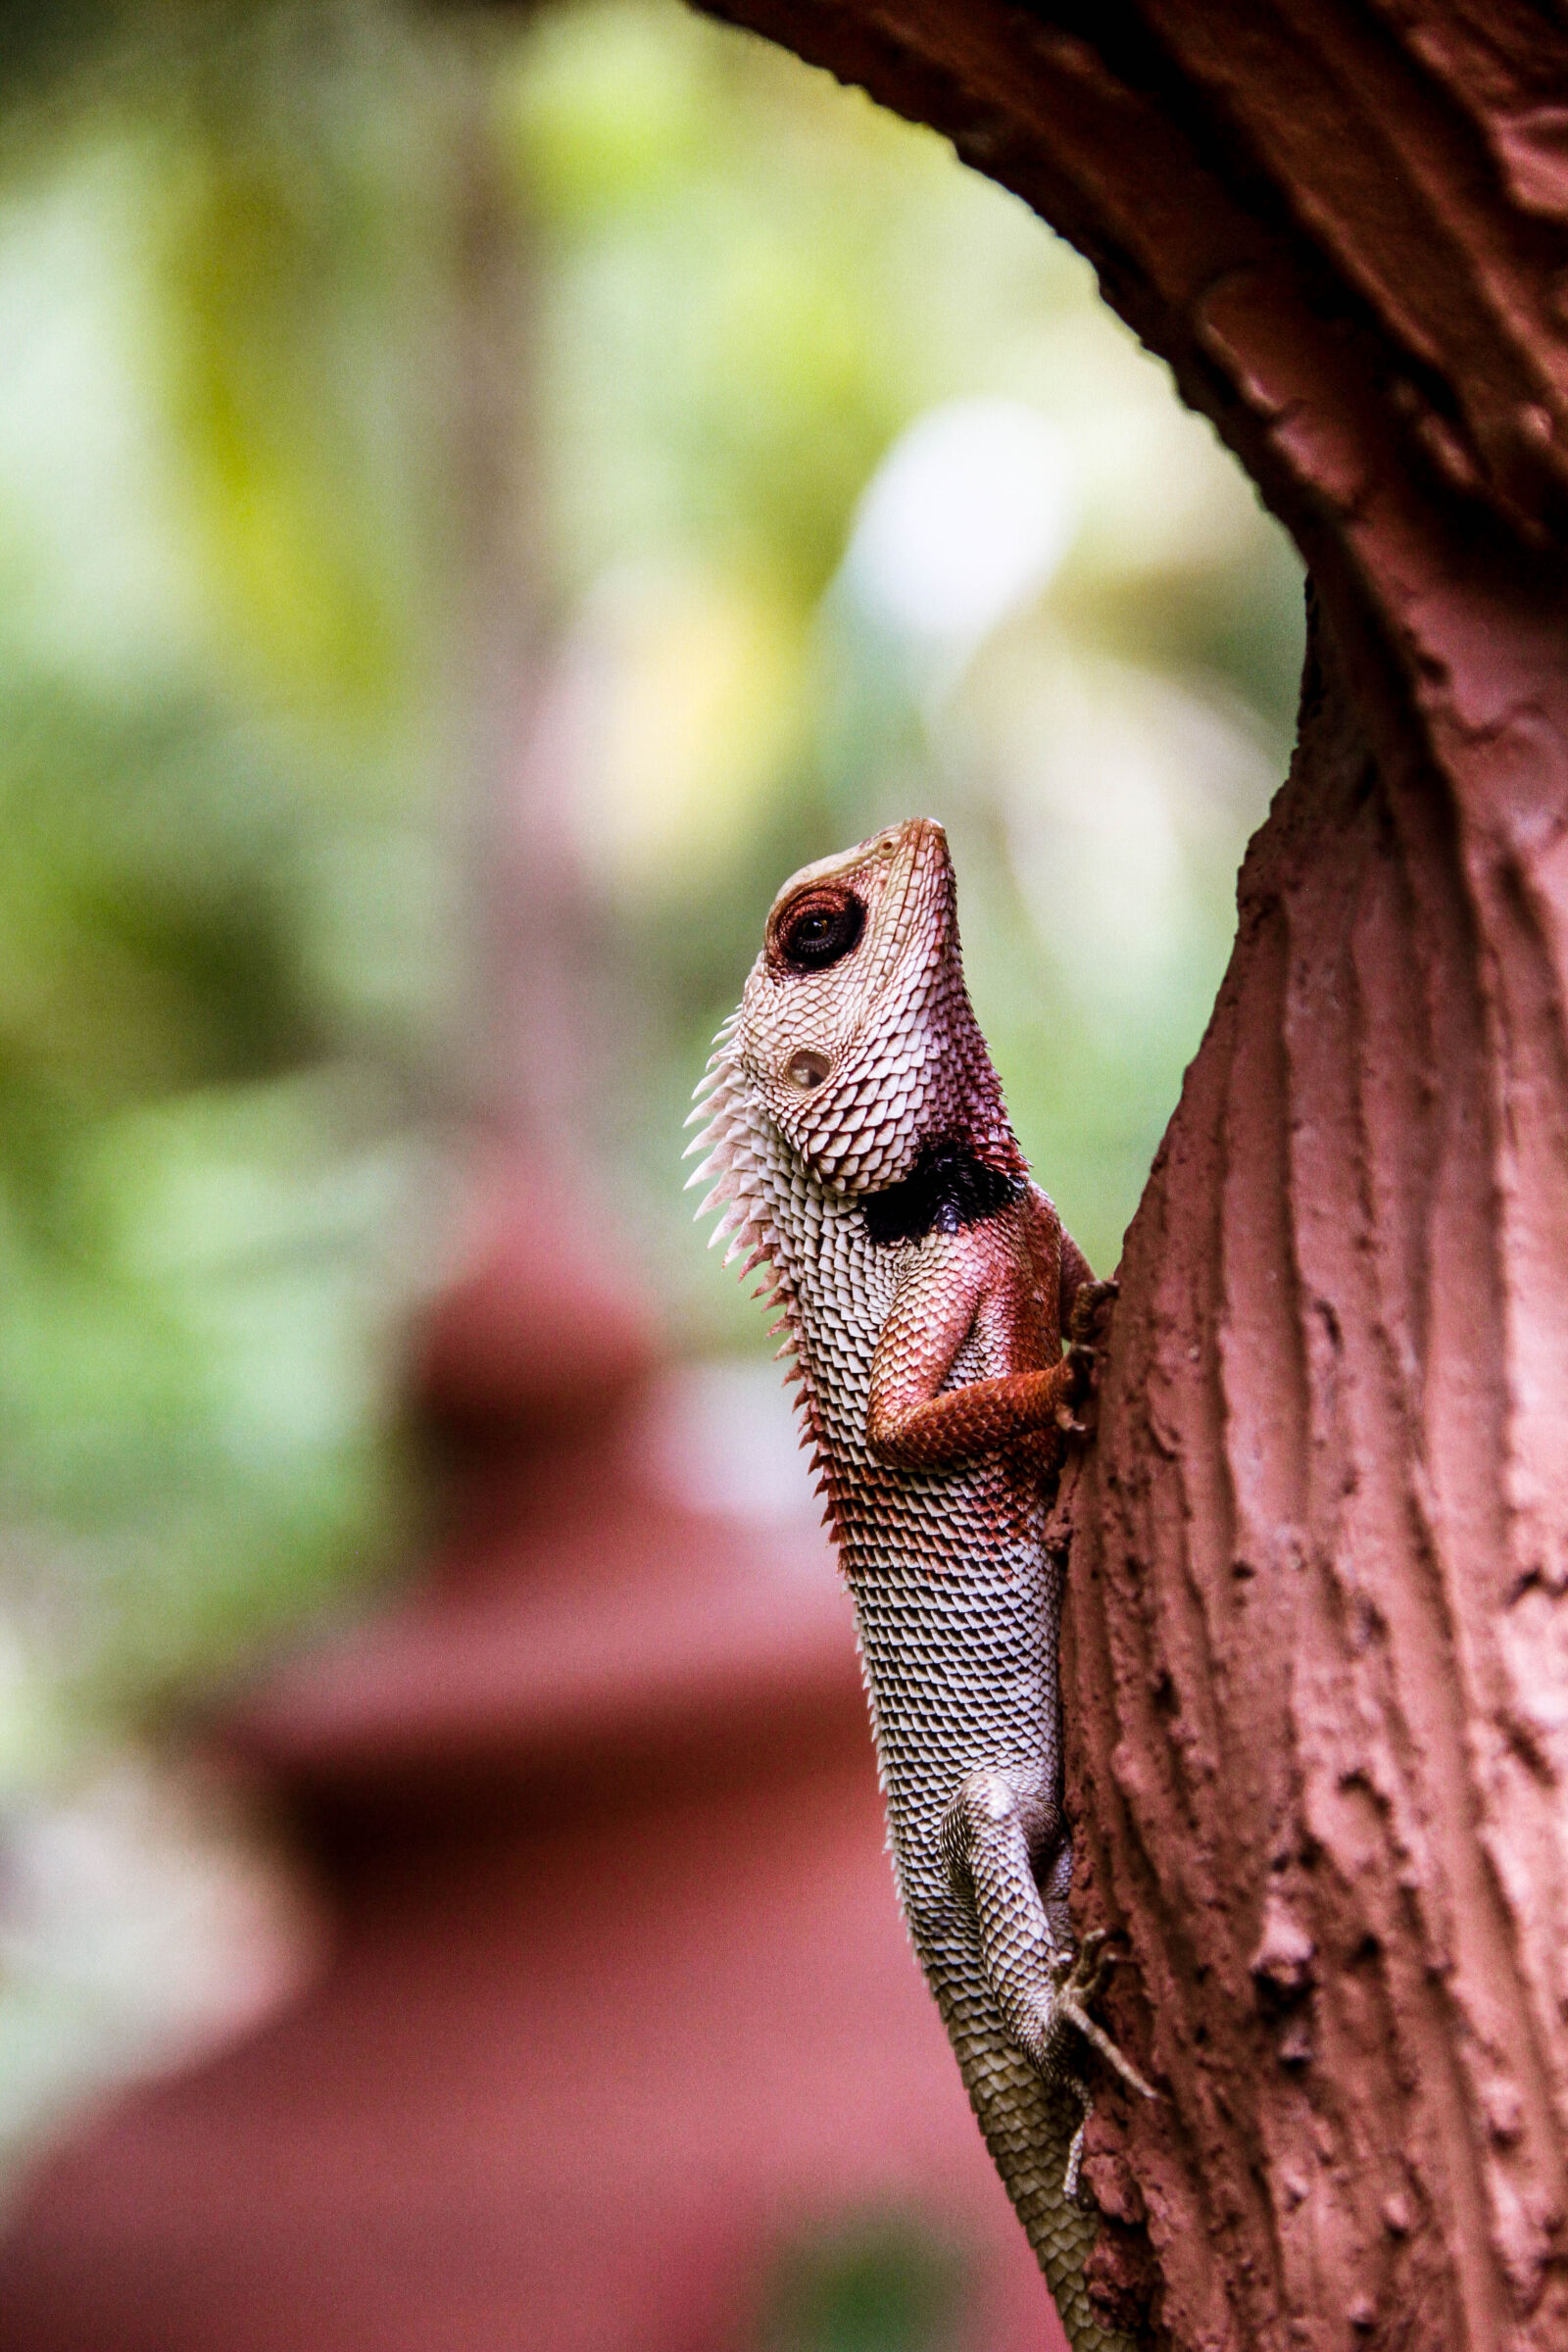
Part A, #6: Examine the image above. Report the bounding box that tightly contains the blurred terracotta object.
[412,1143,658,1434]
[0,1150,1063,2352]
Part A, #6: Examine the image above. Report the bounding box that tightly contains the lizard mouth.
[877,818,938,939]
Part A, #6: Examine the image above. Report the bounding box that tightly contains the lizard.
[686,815,1153,2352]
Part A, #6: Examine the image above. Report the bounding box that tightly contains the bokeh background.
[0,2,1303,2344]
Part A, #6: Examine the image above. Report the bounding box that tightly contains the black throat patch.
[860,1140,1022,1245]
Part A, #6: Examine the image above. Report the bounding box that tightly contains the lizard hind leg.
[940,1764,1155,2196]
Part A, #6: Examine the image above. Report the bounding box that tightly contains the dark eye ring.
[779,893,864,971]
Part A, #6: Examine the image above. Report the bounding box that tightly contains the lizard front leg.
[864,1232,1079,1474]
[865,1227,1116,1475]
[940,1765,1153,2198]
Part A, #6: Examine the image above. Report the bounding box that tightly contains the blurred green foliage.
[0,2,465,1739]
[757,2211,967,2352]
[0,0,1304,1745]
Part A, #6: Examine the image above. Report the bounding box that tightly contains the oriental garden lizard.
[688,816,1153,2352]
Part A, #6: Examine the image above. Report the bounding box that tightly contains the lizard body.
[688,818,1150,2352]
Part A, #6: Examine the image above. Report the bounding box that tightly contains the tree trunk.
[690,3,1568,2344]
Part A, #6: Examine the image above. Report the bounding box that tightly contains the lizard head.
[694,818,1023,1220]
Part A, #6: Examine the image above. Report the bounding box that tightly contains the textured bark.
[684,4,1568,2346]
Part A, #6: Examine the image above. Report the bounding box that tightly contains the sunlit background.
[0,0,1303,2340]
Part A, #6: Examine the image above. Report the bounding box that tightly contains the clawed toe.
[1060,1998,1158,2102]
[1080,1952,1116,2004]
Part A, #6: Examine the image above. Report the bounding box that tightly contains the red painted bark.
[689,4,1568,2345]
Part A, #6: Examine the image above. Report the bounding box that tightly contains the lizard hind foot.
[1045,1948,1155,2201]
[1049,1939,1159,2105]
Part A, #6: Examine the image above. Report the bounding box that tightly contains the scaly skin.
[688,818,1152,2352]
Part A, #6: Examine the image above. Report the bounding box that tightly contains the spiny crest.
[685,1017,842,1524]
[683,1012,775,1276]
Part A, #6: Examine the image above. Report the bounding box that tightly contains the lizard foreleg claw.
[1067,1277,1119,1350]
[1060,1279,1119,1426]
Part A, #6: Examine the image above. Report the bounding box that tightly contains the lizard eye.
[778,891,864,971]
